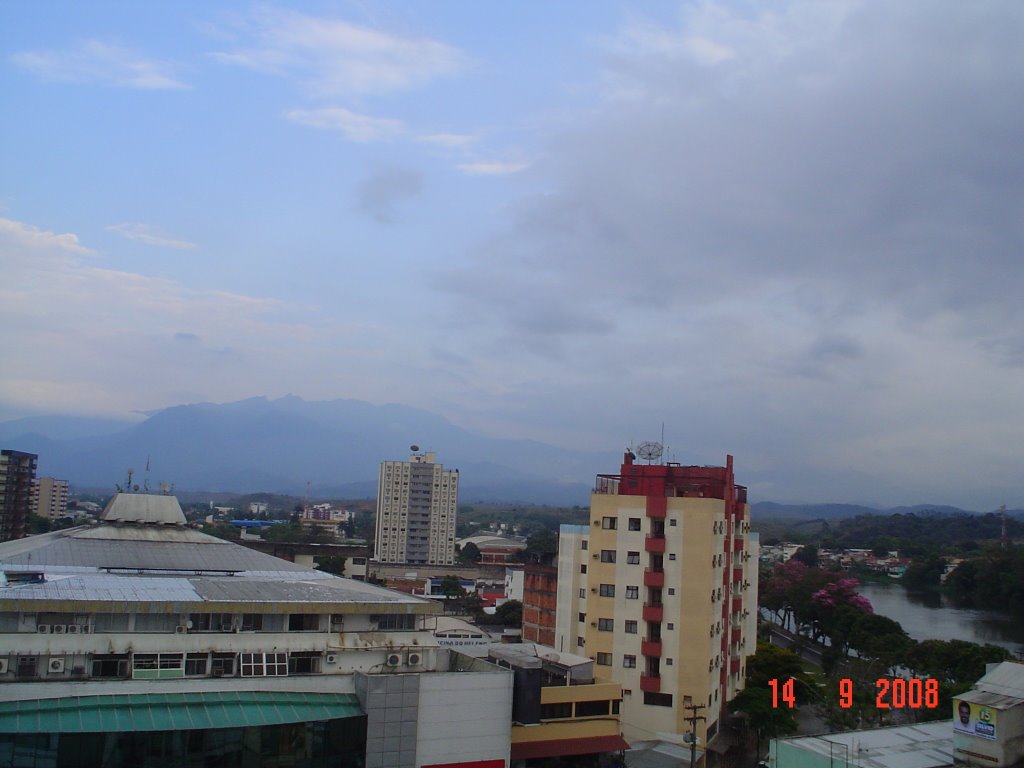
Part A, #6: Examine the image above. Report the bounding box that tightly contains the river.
[858,582,1024,657]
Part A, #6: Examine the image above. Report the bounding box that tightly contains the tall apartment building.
[0,449,38,542]
[374,449,458,565]
[34,476,69,521]
[553,450,759,749]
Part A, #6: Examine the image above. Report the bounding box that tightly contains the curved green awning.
[0,691,363,733]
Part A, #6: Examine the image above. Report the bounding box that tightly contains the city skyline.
[3,1,1023,510]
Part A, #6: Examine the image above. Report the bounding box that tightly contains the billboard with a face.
[954,699,997,740]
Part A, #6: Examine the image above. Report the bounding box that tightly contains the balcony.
[642,603,664,622]
[645,535,666,554]
[639,674,661,693]
[644,569,665,588]
[730,655,742,675]
[731,626,742,645]
[733,567,744,582]
[645,495,667,519]
[640,639,662,657]
[732,538,744,552]
[731,597,742,614]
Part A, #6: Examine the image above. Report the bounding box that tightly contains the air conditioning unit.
[67,625,81,634]
[592,554,599,559]
[0,659,8,674]
[49,658,66,673]
[52,625,66,634]
[326,654,337,664]
[385,653,402,667]
[37,625,50,634]
[175,625,188,634]
[406,652,422,666]
[220,623,236,632]
[81,625,93,634]
[590,622,598,627]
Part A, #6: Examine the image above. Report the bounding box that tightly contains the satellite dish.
[410,444,420,452]
[636,441,663,462]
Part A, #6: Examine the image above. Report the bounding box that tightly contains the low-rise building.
[0,491,513,767]
[770,721,953,768]
[954,660,1024,768]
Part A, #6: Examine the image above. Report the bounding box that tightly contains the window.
[669,553,676,560]
[666,658,673,665]
[600,550,616,563]
[579,588,586,598]
[576,700,611,717]
[577,637,585,648]
[667,623,674,630]
[596,652,612,666]
[185,653,207,676]
[240,652,287,677]
[669,519,677,526]
[91,655,128,678]
[601,517,617,530]
[668,588,675,596]
[211,651,235,675]
[625,620,638,634]
[541,702,572,720]
[288,614,319,631]
[628,518,642,531]
[581,540,588,550]
[16,657,38,678]
[288,651,322,674]
[598,618,614,631]
[626,586,639,599]
[644,692,673,707]
[626,551,640,564]
[241,613,264,631]
[580,564,587,574]
[375,614,416,631]
[623,655,637,668]
[578,613,586,622]
[599,584,615,597]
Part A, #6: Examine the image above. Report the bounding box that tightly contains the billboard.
[954,698,997,740]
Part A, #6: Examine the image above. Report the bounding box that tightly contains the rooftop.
[773,721,953,768]
[0,492,438,615]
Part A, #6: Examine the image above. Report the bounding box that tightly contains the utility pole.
[684,702,707,767]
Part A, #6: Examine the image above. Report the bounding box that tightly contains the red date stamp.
[770,677,940,709]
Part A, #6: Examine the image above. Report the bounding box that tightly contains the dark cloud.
[355,167,422,223]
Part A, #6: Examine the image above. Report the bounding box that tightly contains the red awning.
[511,735,630,760]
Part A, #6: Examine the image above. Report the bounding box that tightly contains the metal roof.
[101,493,187,525]
[974,661,1024,701]
[775,721,952,768]
[0,496,438,614]
[0,691,363,733]
[957,690,1023,709]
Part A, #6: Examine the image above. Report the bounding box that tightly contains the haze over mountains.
[1,395,1017,515]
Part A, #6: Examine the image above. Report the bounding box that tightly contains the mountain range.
[2,396,1019,515]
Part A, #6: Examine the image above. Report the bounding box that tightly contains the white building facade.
[374,451,458,565]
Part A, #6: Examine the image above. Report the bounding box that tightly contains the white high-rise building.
[374,450,458,565]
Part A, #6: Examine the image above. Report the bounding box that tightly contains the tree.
[730,685,797,756]
[493,600,522,627]
[459,541,482,564]
[316,555,347,577]
[792,545,819,568]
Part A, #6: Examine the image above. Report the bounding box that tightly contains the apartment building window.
[625,620,638,634]
[16,657,38,678]
[625,586,639,599]
[626,551,640,564]
[576,700,611,717]
[599,584,615,597]
[578,613,586,622]
[577,637,585,648]
[667,588,675,596]
[581,540,588,550]
[601,517,617,530]
[669,553,676,560]
[600,550,616,563]
[644,692,673,707]
[669,519,677,526]
[540,702,572,720]
[623,655,637,668]
[581,564,587,574]
[91,654,128,678]
[375,614,416,631]
[666,623,674,630]
[628,518,642,531]
[288,614,319,632]
[579,588,586,598]
[598,618,614,631]
[240,652,287,677]
[596,652,612,666]
[242,614,264,632]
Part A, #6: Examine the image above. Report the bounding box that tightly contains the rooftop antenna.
[143,455,151,492]
[125,468,135,492]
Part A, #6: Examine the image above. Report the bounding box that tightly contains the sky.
[2,1,1023,510]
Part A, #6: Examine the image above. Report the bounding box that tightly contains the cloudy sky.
[2,1,1022,509]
